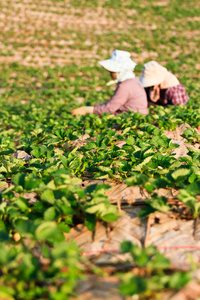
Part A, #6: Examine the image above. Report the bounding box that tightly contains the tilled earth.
[0,0,200,75]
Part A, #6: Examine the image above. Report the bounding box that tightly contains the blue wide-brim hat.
[98,50,137,72]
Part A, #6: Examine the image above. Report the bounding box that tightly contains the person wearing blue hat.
[72,50,148,116]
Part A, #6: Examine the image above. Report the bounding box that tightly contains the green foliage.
[181,128,200,144]
[138,195,171,218]
[0,241,82,299]
[119,242,191,298]
[0,0,199,297]
[83,184,119,225]
[178,182,200,218]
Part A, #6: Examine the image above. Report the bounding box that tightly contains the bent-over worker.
[139,61,189,107]
[71,50,148,116]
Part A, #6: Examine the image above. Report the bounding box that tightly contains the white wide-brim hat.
[139,61,180,88]
[139,61,167,87]
[98,50,136,72]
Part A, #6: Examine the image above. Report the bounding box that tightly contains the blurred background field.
[0,0,199,106]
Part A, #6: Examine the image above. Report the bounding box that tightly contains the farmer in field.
[139,61,189,107]
[71,50,148,116]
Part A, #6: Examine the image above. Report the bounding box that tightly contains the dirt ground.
[1,0,199,70]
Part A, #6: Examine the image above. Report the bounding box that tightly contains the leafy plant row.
[0,61,200,299]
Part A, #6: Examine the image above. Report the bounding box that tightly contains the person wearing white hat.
[139,61,189,106]
[71,50,148,116]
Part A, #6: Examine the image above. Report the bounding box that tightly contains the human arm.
[148,86,169,106]
[71,106,94,116]
[149,85,160,102]
[93,82,129,116]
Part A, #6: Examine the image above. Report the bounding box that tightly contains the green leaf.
[121,241,132,253]
[47,180,56,190]
[148,252,170,270]
[57,222,70,234]
[126,174,148,187]
[84,213,96,231]
[14,219,35,238]
[16,197,29,212]
[133,155,154,171]
[138,206,155,218]
[41,189,55,204]
[31,148,40,157]
[84,142,97,150]
[85,203,106,214]
[0,287,15,299]
[35,221,64,242]
[0,231,10,242]
[0,219,7,232]
[188,173,197,183]
[125,136,135,146]
[41,244,51,258]
[0,291,15,300]
[101,213,118,222]
[169,272,191,289]
[145,183,154,192]
[98,165,112,173]
[12,173,26,187]
[187,182,200,194]
[171,168,190,181]
[44,207,59,221]
[0,181,8,188]
[146,196,170,213]
[119,276,146,296]
[178,189,200,218]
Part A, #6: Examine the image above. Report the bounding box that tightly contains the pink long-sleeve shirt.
[93,78,148,116]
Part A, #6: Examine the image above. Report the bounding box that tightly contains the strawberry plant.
[178,182,200,219]
[119,242,191,299]
[181,127,200,144]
